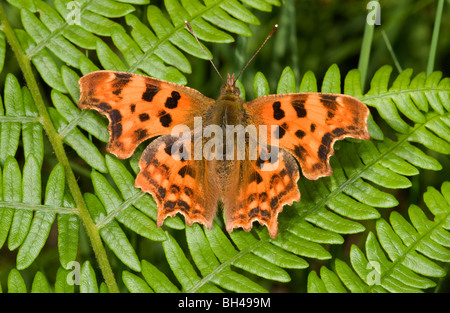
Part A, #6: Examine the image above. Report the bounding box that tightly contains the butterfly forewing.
[78,70,215,158]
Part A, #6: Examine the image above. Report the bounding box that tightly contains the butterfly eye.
[233,86,240,96]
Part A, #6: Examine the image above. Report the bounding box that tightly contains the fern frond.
[307,181,450,293]
[8,0,277,86]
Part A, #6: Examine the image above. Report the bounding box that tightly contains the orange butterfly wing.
[78,70,215,158]
[222,145,300,238]
[135,133,220,229]
[244,93,370,180]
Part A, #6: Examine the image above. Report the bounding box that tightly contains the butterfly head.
[221,73,240,97]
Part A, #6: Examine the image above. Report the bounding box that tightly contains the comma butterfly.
[78,25,370,238]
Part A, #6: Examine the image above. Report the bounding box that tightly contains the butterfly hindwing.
[222,145,300,238]
[135,133,220,228]
[78,70,215,159]
[244,93,370,180]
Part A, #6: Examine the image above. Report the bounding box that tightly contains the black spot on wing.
[157,186,166,200]
[293,145,307,161]
[160,114,172,127]
[270,197,278,210]
[274,125,285,139]
[164,201,176,212]
[109,110,123,140]
[114,72,132,79]
[98,102,112,111]
[249,171,263,184]
[110,110,122,124]
[184,186,193,197]
[321,132,334,147]
[292,99,307,118]
[139,113,150,122]
[178,165,195,178]
[332,127,346,136]
[170,184,180,193]
[177,200,190,213]
[318,144,330,161]
[142,83,160,102]
[110,124,122,140]
[321,94,338,111]
[134,128,148,141]
[295,129,306,139]
[165,91,181,109]
[112,73,132,95]
[259,192,268,202]
[272,101,285,120]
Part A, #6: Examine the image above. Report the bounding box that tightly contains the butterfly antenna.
[185,21,224,83]
[235,24,278,83]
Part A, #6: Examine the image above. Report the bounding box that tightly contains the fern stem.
[0,4,119,293]
[426,0,444,75]
[0,201,77,214]
[380,30,402,73]
[358,1,377,92]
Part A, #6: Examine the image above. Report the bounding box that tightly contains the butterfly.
[78,26,370,238]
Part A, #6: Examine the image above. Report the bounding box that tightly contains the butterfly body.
[79,70,370,238]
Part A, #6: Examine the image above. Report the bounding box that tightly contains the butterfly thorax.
[215,73,244,126]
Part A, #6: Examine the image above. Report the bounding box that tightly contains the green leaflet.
[80,261,99,293]
[111,29,186,84]
[7,154,40,251]
[58,190,79,269]
[31,272,51,293]
[7,269,27,293]
[168,0,234,42]
[122,271,154,293]
[16,163,65,270]
[22,87,44,167]
[35,1,97,50]
[253,71,270,97]
[0,157,20,250]
[126,14,192,74]
[54,267,75,293]
[141,260,180,293]
[1,74,23,165]
[53,0,123,37]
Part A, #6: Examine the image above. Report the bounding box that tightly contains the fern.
[0,0,449,293]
